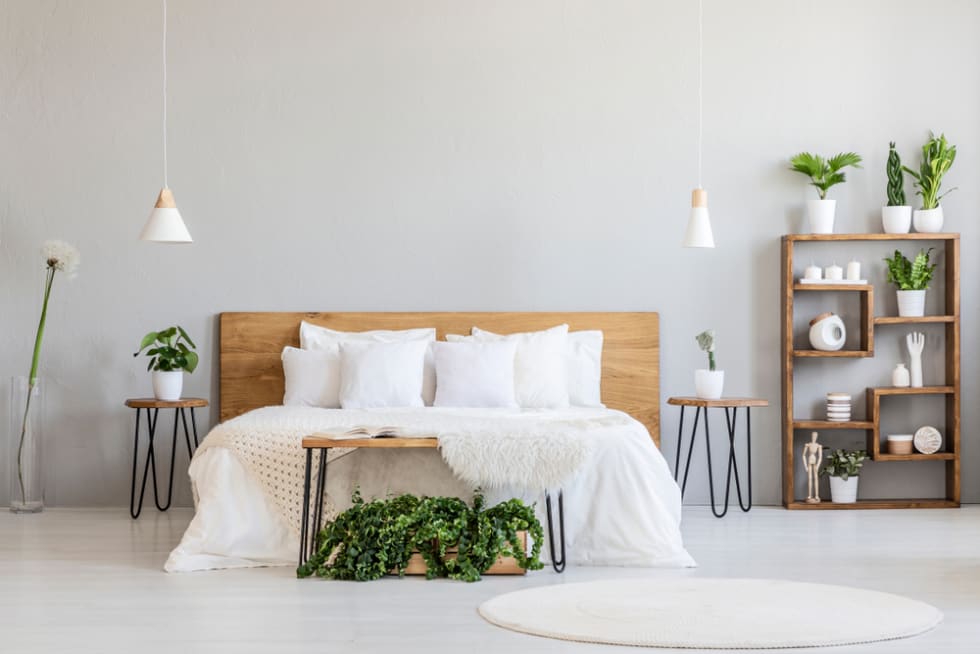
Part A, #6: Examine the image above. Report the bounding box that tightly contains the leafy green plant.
[903,132,957,210]
[695,329,717,371]
[886,142,906,206]
[884,249,937,291]
[789,152,863,199]
[821,449,867,481]
[133,326,199,373]
[297,490,544,582]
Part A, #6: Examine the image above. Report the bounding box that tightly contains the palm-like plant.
[789,152,863,199]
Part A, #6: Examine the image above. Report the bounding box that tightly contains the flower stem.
[17,267,54,506]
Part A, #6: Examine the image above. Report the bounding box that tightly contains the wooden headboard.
[219,312,660,444]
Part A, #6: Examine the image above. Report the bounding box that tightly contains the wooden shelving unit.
[781,233,960,509]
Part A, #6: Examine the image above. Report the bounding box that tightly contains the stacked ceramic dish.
[826,393,851,422]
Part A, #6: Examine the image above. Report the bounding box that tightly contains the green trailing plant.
[789,151,863,199]
[886,142,906,206]
[884,248,937,291]
[297,490,544,582]
[903,132,957,210]
[695,329,716,371]
[821,449,867,481]
[133,326,199,373]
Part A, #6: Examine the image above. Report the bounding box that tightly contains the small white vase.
[694,370,724,400]
[913,206,944,233]
[892,363,910,387]
[829,476,859,504]
[896,290,926,317]
[152,370,183,401]
[808,312,846,351]
[881,205,912,234]
[806,199,836,234]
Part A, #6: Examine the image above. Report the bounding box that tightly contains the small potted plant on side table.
[821,448,867,504]
[881,142,912,233]
[134,326,199,401]
[904,132,956,233]
[884,249,938,317]
[694,329,723,400]
[789,151,862,234]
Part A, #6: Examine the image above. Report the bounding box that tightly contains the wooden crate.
[395,531,528,576]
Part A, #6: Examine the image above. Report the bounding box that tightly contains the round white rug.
[478,578,942,649]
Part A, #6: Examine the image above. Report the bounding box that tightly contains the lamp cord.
[697,0,703,190]
[162,0,168,189]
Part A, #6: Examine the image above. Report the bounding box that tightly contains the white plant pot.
[806,199,836,234]
[829,476,859,504]
[913,206,944,233]
[694,370,724,400]
[896,290,926,318]
[152,370,183,401]
[881,205,912,234]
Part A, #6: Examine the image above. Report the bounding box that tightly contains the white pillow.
[281,346,339,408]
[433,341,519,408]
[338,341,429,409]
[464,324,570,409]
[300,321,437,405]
[566,331,604,407]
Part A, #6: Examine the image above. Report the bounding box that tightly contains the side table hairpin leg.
[129,406,201,519]
[545,490,566,573]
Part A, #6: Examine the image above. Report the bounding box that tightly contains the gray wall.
[1,0,977,507]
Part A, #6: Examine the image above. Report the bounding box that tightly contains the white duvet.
[166,406,695,572]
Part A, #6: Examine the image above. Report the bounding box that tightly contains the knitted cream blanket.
[196,405,634,535]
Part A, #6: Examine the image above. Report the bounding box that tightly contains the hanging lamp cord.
[162,0,168,189]
[697,0,703,190]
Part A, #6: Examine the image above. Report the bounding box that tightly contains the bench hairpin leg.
[545,490,566,573]
[299,449,313,566]
[310,449,328,558]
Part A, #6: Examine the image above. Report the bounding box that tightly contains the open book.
[342,426,401,439]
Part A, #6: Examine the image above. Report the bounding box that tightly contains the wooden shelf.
[793,283,872,292]
[786,499,959,510]
[784,233,959,242]
[793,350,871,358]
[874,315,956,325]
[793,420,873,430]
[871,386,955,396]
[873,452,955,462]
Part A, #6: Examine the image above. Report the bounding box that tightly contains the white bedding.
[166,406,695,572]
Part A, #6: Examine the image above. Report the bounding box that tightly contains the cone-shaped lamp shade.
[140,188,192,243]
[682,188,714,248]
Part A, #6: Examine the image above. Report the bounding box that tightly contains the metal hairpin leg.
[299,448,328,566]
[545,490,566,573]
[674,406,753,518]
[674,406,702,497]
[129,407,200,519]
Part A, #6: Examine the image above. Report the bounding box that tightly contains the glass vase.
[9,376,43,513]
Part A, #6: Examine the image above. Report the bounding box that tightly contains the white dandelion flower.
[40,240,80,278]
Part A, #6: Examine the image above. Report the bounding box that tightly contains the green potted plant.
[789,151,862,234]
[133,326,199,401]
[884,249,937,317]
[694,329,723,399]
[881,142,912,234]
[903,132,956,233]
[821,448,867,503]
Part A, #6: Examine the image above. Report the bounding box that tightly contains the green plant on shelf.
[789,151,863,199]
[821,449,867,481]
[884,248,937,291]
[886,142,906,206]
[903,132,957,210]
[133,326,199,373]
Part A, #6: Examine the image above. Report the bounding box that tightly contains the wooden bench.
[298,434,566,573]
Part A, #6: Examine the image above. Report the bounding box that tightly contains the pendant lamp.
[682,0,714,248]
[141,0,192,243]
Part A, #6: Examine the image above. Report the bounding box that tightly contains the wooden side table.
[667,397,768,518]
[124,398,207,519]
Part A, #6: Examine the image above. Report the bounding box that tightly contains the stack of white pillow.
[282,322,604,410]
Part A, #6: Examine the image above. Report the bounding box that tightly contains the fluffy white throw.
[197,406,631,534]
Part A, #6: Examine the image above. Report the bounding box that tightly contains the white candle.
[804,264,822,280]
[846,260,861,281]
[825,263,843,281]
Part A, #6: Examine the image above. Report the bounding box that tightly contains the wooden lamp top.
[155,188,177,209]
[691,188,707,208]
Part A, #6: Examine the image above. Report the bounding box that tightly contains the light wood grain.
[125,398,208,409]
[793,350,873,358]
[792,420,874,430]
[154,188,177,209]
[399,531,527,576]
[784,233,960,242]
[667,397,768,408]
[785,499,958,510]
[220,312,660,444]
[793,283,873,292]
[874,315,956,324]
[302,436,438,449]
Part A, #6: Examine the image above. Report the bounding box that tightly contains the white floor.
[1,506,979,653]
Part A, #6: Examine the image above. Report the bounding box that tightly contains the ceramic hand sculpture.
[802,432,823,504]
[906,332,925,388]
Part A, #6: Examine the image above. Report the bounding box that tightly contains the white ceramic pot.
[829,476,859,504]
[881,205,912,234]
[694,369,724,400]
[896,290,926,317]
[806,199,836,234]
[913,205,944,233]
[152,370,183,401]
[808,312,846,351]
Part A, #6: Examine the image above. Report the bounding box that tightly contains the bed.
[165,312,695,572]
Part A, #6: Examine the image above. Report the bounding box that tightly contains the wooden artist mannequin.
[803,431,823,504]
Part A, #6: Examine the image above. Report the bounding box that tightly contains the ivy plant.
[297,490,544,582]
[821,449,867,481]
[133,326,199,373]
[884,248,937,291]
[789,151,863,199]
